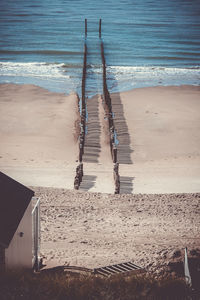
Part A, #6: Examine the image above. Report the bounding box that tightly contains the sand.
[79,95,114,193]
[1,83,200,193]
[112,85,200,194]
[0,83,79,189]
[35,187,200,275]
[0,83,200,274]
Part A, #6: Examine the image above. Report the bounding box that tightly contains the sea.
[0,0,200,97]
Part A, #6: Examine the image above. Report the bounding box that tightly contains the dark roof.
[0,172,34,248]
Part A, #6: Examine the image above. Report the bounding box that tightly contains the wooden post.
[184,247,192,286]
[99,19,102,38]
[85,19,87,38]
[113,147,117,163]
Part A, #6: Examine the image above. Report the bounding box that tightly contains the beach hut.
[0,172,40,273]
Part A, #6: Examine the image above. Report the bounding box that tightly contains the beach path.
[80,95,114,193]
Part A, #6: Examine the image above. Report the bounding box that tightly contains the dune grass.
[0,270,193,300]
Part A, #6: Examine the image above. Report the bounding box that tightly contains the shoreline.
[1,63,200,97]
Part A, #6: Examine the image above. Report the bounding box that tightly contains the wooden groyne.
[101,41,115,160]
[79,41,87,162]
[74,19,87,190]
[100,21,120,194]
[74,19,120,194]
[74,162,83,190]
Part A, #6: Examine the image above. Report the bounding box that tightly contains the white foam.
[106,66,200,92]
[107,65,200,76]
[0,62,199,96]
[0,62,70,79]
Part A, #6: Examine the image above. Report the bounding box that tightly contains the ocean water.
[0,0,200,97]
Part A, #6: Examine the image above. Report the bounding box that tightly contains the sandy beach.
[0,83,79,189]
[113,85,200,194]
[34,187,200,276]
[0,83,200,274]
[1,83,200,194]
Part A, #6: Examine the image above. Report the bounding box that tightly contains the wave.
[0,62,199,96]
[1,62,199,80]
[107,65,200,77]
[0,61,80,95]
[0,50,82,56]
[106,65,200,92]
[0,62,70,79]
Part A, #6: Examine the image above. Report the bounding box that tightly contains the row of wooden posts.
[74,37,87,190]
[74,19,120,194]
[85,18,102,38]
[100,39,120,194]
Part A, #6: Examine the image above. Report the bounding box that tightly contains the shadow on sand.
[109,83,133,165]
[79,175,97,191]
[120,176,135,194]
[83,95,101,163]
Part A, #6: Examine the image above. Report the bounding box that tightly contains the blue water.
[0,0,200,96]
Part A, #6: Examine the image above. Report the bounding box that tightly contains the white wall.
[5,201,32,270]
